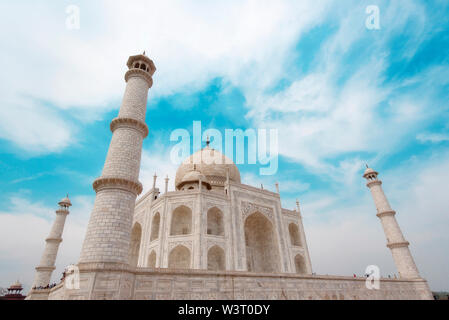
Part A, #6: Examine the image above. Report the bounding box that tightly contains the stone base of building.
[27,264,434,300]
[25,289,50,300]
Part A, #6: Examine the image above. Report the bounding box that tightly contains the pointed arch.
[207,207,224,236]
[170,206,192,236]
[207,245,225,271]
[128,222,142,267]
[168,245,191,269]
[150,212,160,242]
[294,254,307,274]
[244,212,280,273]
[147,250,156,268]
[288,223,301,247]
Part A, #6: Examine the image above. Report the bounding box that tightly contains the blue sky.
[0,0,448,292]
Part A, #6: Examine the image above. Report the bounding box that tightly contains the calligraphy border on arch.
[241,201,274,222]
[168,240,192,252]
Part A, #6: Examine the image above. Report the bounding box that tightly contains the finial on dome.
[143,50,146,55]
[206,135,210,147]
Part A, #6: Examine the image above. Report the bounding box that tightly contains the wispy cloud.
[417,132,449,143]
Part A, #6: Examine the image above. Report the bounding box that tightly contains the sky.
[0,0,448,292]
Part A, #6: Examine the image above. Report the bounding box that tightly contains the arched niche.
[207,245,225,271]
[150,212,160,242]
[207,207,224,236]
[128,223,142,267]
[288,223,301,247]
[168,245,191,269]
[147,250,156,268]
[170,206,192,236]
[294,254,307,274]
[244,212,280,273]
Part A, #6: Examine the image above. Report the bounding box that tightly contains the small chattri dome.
[58,195,72,207]
[363,166,378,178]
[9,281,23,289]
[181,170,208,183]
[178,168,211,190]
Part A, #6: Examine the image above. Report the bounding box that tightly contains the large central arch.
[244,212,280,273]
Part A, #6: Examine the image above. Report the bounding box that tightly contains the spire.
[165,175,169,194]
[206,135,210,147]
[153,173,157,189]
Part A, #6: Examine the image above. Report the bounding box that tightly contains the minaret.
[363,166,421,279]
[32,196,72,288]
[79,53,156,267]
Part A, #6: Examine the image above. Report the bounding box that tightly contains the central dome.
[175,147,241,190]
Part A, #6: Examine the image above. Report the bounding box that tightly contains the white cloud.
[0,97,74,153]
[417,132,449,143]
[0,0,331,153]
[245,0,446,178]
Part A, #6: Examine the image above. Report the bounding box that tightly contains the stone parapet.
[45,268,434,300]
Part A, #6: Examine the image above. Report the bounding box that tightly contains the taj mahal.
[26,53,433,300]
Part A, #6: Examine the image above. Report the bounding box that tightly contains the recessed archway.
[170,206,192,236]
[207,245,225,271]
[150,212,160,242]
[244,212,280,273]
[128,223,142,267]
[168,245,191,269]
[147,250,156,268]
[289,223,301,247]
[294,254,307,274]
[207,207,224,236]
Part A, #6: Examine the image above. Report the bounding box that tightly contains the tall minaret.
[32,196,72,288]
[363,166,421,279]
[79,53,156,267]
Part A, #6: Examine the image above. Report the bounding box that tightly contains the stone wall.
[40,267,433,300]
